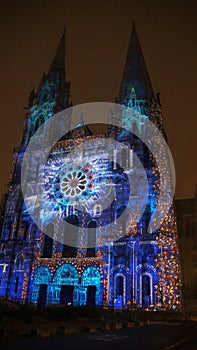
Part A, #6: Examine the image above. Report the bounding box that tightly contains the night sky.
[0,0,196,200]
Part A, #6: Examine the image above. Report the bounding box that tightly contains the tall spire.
[118,22,154,103]
[48,27,66,76]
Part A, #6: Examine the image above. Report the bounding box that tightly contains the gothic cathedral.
[0,24,182,310]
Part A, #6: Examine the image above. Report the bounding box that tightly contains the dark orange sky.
[0,0,196,200]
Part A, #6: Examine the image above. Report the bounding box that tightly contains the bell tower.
[21,28,71,148]
[0,29,72,301]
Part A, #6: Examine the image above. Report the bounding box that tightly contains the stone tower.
[0,24,182,310]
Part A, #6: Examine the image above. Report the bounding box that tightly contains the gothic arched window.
[140,272,153,307]
[142,244,155,262]
[114,273,126,308]
[62,215,79,258]
[15,254,24,270]
[87,220,97,257]
[142,274,150,297]
[94,205,102,216]
[15,276,19,294]
[116,275,124,297]
[43,223,54,258]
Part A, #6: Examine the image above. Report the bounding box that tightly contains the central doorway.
[86,285,96,307]
[60,285,74,305]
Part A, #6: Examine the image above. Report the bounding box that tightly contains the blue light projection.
[31,266,51,304]
[42,144,132,228]
[52,163,94,206]
[0,113,182,310]
[0,29,182,311]
[31,263,101,306]
[53,263,78,305]
[81,266,101,306]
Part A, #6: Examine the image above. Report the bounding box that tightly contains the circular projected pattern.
[61,169,87,196]
[52,164,94,206]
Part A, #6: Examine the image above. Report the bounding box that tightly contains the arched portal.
[32,266,51,305]
[53,263,78,305]
[140,272,153,308]
[114,273,126,309]
[81,266,100,306]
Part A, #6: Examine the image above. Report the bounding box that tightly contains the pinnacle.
[119,23,154,102]
[48,28,66,76]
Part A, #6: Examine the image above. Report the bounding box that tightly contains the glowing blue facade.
[0,26,182,310]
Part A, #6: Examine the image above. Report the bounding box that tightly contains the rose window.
[52,164,94,206]
[60,170,87,197]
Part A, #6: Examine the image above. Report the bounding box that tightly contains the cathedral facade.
[0,25,182,310]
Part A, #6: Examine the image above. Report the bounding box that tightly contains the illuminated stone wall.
[0,27,183,311]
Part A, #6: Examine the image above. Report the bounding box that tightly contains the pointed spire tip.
[118,23,154,102]
[48,28,66,76]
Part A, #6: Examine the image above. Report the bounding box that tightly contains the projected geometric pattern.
[52,163,94,206]
[0,24,182,311]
